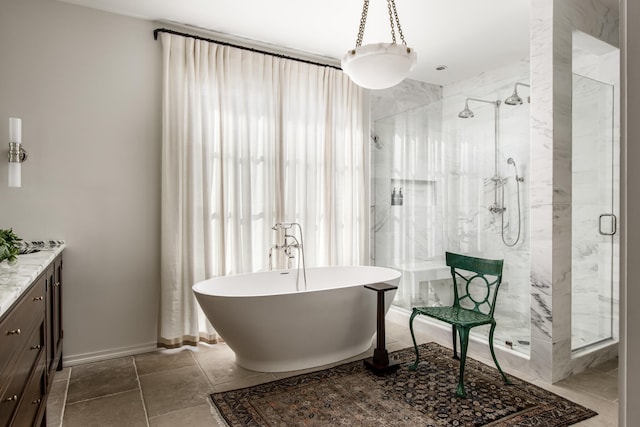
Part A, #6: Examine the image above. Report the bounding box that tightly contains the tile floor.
[47,318,618,426]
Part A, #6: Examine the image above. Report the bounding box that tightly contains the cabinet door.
[52,256,63,370]
[46,256,63,379]
[45,265,55,382]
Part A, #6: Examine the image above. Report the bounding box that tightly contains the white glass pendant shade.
[342,43,417,90]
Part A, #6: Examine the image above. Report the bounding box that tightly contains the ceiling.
[57,0,535,86]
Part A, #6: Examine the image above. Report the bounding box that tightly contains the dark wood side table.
[363,282,400,374]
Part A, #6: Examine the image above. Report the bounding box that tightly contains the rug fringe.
[207,395,230,426]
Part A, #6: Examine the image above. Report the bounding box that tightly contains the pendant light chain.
[355,0,407,47]
[387,0,397,44]
[355,0,369,48]
[390,0,407,45]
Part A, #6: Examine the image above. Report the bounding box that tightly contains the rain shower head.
[458,97,500,119]
[458,100,474,118]
[505,82,530,105]
[504,91,523,105]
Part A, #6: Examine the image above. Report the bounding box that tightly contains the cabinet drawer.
[0,319,44,427]
[11,352,46,427]
[0,277,46,371]
[0,316,45,426]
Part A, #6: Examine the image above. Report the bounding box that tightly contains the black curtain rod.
[153,28,342,71]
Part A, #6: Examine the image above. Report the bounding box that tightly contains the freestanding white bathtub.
[193,266,401,372]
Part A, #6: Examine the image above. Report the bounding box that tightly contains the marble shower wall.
[530,0,619,383]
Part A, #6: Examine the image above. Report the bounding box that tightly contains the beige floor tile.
[191,342,236,361]
[593,357,619,375]
[66,357,138,404]
[46,379,67,427]
[47,322,618,426]
[195,348,267,386]
[211,372,276,393]
[53,367,71,382]
[556,369,618,402]
[135,348,196,376]
[139,364,213,417]
[148,403,220,426]
[63,389,147,427]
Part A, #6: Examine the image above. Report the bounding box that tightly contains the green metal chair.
[408,252,511,398]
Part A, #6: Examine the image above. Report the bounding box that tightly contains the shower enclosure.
[372,82,532,356]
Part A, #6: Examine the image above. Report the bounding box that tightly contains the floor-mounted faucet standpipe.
[269,222,307,291]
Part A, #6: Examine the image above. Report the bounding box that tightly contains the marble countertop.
[0,244,65,318]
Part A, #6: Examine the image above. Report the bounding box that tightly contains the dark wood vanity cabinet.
[0,253,63,427]
[45,257,63,379]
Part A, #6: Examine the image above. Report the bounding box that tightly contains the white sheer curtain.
[159,33,368,348]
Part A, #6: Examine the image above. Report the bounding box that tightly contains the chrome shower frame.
[458,94,527,247]
[459,97,504,214]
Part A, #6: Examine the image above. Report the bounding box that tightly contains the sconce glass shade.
[9,118,22,143]
[342,43,417,90]
[8,162,21,188]
[8,117,24,188]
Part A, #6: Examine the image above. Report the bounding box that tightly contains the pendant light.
[342,0,417,90]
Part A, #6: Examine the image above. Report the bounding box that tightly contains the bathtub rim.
[192,265,402,298]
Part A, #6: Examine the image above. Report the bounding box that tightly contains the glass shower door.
[571,73,617,351]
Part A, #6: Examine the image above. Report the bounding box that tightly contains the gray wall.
[0,0,162,363]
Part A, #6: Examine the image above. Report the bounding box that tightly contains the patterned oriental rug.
[210,342,597,426]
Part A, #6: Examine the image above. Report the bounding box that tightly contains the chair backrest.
[445,251,504,317]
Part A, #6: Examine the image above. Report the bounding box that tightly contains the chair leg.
[452,325,459,360]
[489,323,512,385]
[455,327,469,398]
[408,309,420,371]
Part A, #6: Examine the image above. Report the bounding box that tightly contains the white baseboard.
[62,342,158,367]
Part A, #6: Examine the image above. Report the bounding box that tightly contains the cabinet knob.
[4,395,18,402]
[54,282,60,288]
[33,296,44,301]
[30,344,42,350]
[31,398,41,405]
[6,329,21,335]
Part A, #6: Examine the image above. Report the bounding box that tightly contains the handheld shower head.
[506,157,524,182]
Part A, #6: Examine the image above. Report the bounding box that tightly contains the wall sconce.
[8,117,27,188]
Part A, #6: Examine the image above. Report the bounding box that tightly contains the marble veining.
[0,244,65,317]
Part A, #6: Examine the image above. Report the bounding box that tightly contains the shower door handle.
[598,213,617,236]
